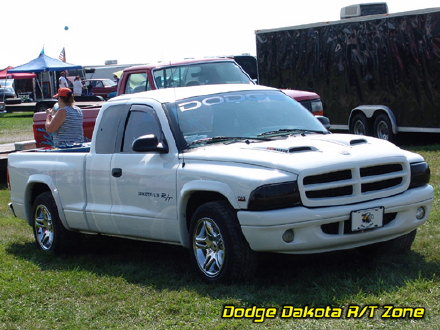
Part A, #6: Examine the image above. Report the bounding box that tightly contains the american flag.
[59,47,66,62]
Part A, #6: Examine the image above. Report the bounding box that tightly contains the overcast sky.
[1,0,438,69]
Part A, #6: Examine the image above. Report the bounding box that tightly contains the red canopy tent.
[0,66,36,79]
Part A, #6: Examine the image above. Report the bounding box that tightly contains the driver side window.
[122,105,164,153]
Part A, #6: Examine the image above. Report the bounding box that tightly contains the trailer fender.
[349,106,398,134]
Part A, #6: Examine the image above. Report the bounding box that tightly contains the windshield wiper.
[187,136,271,147]
[258,128,328,137]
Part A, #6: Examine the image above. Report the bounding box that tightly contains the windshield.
[153,61,252,88]
[0,79,14,88]
[0,87,14,93]
[0,87,15,95]
[166,90,328,149]
[102,79,117,87]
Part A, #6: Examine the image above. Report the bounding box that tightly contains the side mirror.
[315,115,331,130]
[132,134,168,153]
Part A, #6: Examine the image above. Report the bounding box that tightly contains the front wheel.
[358,230,417,256]
[32,191,77,253]
[383,229,417,253]
[189,200,256,283]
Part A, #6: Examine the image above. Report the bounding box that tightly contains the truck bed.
[8,148,90,227]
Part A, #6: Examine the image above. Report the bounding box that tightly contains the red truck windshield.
[152,61,253,88]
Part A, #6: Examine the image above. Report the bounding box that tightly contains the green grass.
[0,112,34,144]
[0,145,439,330]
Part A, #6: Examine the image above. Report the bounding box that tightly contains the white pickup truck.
[8,84,434,283]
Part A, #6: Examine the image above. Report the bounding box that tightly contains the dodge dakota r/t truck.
[9,84,433,283]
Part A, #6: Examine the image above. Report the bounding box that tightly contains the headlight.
[248,181,301,211]
[409,162,430,189]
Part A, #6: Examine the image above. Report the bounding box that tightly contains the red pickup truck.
[33,58,323,147]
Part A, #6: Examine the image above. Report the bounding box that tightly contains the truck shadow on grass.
[6,235,439,306]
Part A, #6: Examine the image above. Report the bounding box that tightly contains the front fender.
[178,180,238,248]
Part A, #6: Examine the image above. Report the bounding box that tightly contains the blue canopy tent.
[8,53,82,99]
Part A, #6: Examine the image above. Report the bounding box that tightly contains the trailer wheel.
[350,113,369,136]
[189,200,257,283]
[373,113,395,142]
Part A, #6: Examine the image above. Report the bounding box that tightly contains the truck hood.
[281,89,319,101]
[183,134,409,174]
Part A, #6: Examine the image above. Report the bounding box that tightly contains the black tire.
[32,191,77,253]
[189,200,257,283]
[359,229,417,256]
[383,229,417,253]
[373,113,395,143]
[349,113,370,136]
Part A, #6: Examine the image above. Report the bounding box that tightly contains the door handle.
[112,168,122,177]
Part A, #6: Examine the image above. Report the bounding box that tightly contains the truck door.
[84,103,129,234]
[110,104,180,242]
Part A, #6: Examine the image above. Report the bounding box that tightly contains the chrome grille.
[300,161,409,207]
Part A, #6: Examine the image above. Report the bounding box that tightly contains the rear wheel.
[350,113,370,136]
[189,200,256,283]
[32,191,77,253]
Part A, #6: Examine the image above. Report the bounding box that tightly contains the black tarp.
[256,8,440,129]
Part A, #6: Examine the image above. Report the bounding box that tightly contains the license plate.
[351,207,384,232]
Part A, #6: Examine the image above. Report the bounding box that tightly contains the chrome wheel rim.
[193,218,225,278]
[376,120,389,140]
[353,120,366,135]
[34,205,54,250]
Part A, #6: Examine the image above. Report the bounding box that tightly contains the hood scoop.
[288,146,315,153]
[252,145,317,153]
[350,138,368,146]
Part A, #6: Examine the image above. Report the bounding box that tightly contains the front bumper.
[237,185,434,253]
